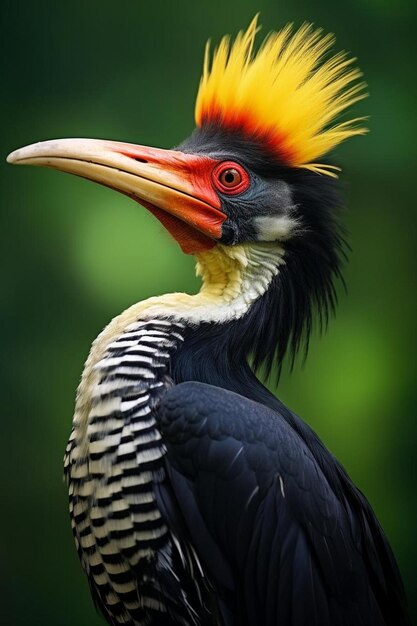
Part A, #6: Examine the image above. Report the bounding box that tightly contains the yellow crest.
[195,16,367,177]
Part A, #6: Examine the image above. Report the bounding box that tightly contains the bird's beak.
[7,138,226,253]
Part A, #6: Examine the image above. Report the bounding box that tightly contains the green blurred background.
[1,0,416,623]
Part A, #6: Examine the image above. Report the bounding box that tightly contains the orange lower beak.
[7,138,226,253]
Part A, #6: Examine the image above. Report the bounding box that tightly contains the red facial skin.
[112,143,247,254]
[142,201,219,255]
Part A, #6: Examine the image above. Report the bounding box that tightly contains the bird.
[7,15,410,626]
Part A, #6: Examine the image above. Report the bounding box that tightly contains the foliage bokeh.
[2,0,416,623]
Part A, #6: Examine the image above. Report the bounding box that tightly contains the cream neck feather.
[88,242,284,367]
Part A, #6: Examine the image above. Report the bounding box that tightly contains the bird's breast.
[64,318,189,624]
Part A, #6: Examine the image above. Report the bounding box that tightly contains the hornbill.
[7,16,409,626]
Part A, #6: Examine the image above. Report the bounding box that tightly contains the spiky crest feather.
[195,15,367,176]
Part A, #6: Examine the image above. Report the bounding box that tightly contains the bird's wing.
[156,381,402,626]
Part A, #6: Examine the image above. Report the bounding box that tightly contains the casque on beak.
[7,138,226,253]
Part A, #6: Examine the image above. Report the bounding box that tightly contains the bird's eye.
[220,168,241,187]
[212,161,250,195]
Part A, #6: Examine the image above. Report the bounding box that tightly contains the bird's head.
[7,16,367,373]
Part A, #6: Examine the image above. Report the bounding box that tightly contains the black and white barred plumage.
[65,319,214,626]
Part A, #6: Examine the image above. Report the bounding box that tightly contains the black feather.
[157,382,410,626]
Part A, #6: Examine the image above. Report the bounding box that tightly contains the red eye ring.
[212,161,250,195]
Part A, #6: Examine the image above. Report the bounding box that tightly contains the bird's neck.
[88,242,284,365]
[142,242,285,324]
[73,243,284,440]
